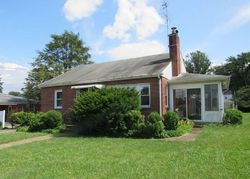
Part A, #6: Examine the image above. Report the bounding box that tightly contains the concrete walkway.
[0,135,54,150]
[0,129,16,134]
[166,127,203,141]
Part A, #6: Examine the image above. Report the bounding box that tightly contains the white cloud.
[107,40,166,59]
[64,0,103,21]
[103,0,164,42]
[0,62,29,93]
[213,3,250,34]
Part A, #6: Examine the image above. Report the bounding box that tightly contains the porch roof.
[168,73,230,88]
[0,94,36,106]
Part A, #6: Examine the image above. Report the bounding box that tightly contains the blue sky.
[0,0,250,93]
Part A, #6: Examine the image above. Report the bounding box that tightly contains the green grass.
[0,132,46,144]
[0,114,250,178]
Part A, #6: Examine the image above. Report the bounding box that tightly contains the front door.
[187,88,201,120]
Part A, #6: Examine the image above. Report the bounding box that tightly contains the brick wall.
[161,77,168,114]
[40,77,161,120]
[169,29,181,77]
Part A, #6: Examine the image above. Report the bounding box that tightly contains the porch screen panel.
[205,84,219,111]
[173,89,186,118]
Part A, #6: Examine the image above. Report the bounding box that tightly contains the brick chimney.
[169,27,181,76]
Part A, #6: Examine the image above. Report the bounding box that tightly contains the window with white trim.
[110,83,150,108]
[54,90,62,109]
[76,88,88,97]
[205,84,219,111]
[140,85,150,107]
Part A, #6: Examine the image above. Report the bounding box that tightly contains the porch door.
[187,88,201,120]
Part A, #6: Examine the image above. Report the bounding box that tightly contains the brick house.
[39,27,230,123]
[0,94,37,121]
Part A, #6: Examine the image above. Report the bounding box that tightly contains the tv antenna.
[162,1,170,33]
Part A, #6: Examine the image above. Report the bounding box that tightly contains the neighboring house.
[0,94,37,121]
[39,27,230,123]
[224,90,233,100]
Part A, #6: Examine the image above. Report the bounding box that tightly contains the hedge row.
[10,110,65,133]
[72,87,193,138]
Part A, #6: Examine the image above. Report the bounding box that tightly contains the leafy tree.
[214,52,250,91]
[236,86,250,112]
[0,76,3,93]
[8,91,22,97]
[184,51,212,74]
[22,31,92,100]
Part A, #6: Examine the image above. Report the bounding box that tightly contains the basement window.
[54,89,62,109]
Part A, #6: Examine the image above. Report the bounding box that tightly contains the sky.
[0,0,250,93]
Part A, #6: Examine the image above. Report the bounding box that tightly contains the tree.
[8,91,22,97]
[22,31,92,100]
[236,86,250,112]
[184,51,212,74]
[0,76,3,93]
[214,52,250,91]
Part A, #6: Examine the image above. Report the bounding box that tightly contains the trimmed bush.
[163,112,179,130]
[11,111,65,133]
[147,112,163,124]
[10,112,35,126]
[223,109,243,125]
[72,87,140,136]
[139,112,166,138]
[124,110,145,137]
[40,110,63,129]
[16,126,29,132]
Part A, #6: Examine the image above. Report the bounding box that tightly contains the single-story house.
[0,94,37,121]
[39,27,230,123]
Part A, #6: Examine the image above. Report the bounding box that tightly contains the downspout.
[158,73,162,116]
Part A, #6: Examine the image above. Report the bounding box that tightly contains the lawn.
[0,132,46,144]
[0,114,249,178]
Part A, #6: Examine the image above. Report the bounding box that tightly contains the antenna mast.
[162,1,169,33]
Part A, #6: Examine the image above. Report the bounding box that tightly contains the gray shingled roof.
[168,73,230,84]
[39,53,170,88]
[0,94,34,105]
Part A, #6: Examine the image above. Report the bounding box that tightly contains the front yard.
[0,132,45,145]
[0,114,249,178]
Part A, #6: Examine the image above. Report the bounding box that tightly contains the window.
[76,88,88,97]
[205,84,219,111]
[110,83,150,108]
[54,90,62,109]
[140,85,150,107]
[173,89,186,118]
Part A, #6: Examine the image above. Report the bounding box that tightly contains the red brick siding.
[161,77,168,114]
[40,77,160,120]
[169,32,181,76]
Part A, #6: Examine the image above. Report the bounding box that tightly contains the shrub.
[16,126,29,132]
[124,110,145,137]
[10,112,34,126]
[223,109,243,125]
[152,121,166,138]
[166,119,193,137]
[138,112,166,138]
[236,86,250,112]
[72,87,140,136]
[40,110,63,129]
[147,112,163,124]
[11,111,65,133]
[163,112,179,130]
